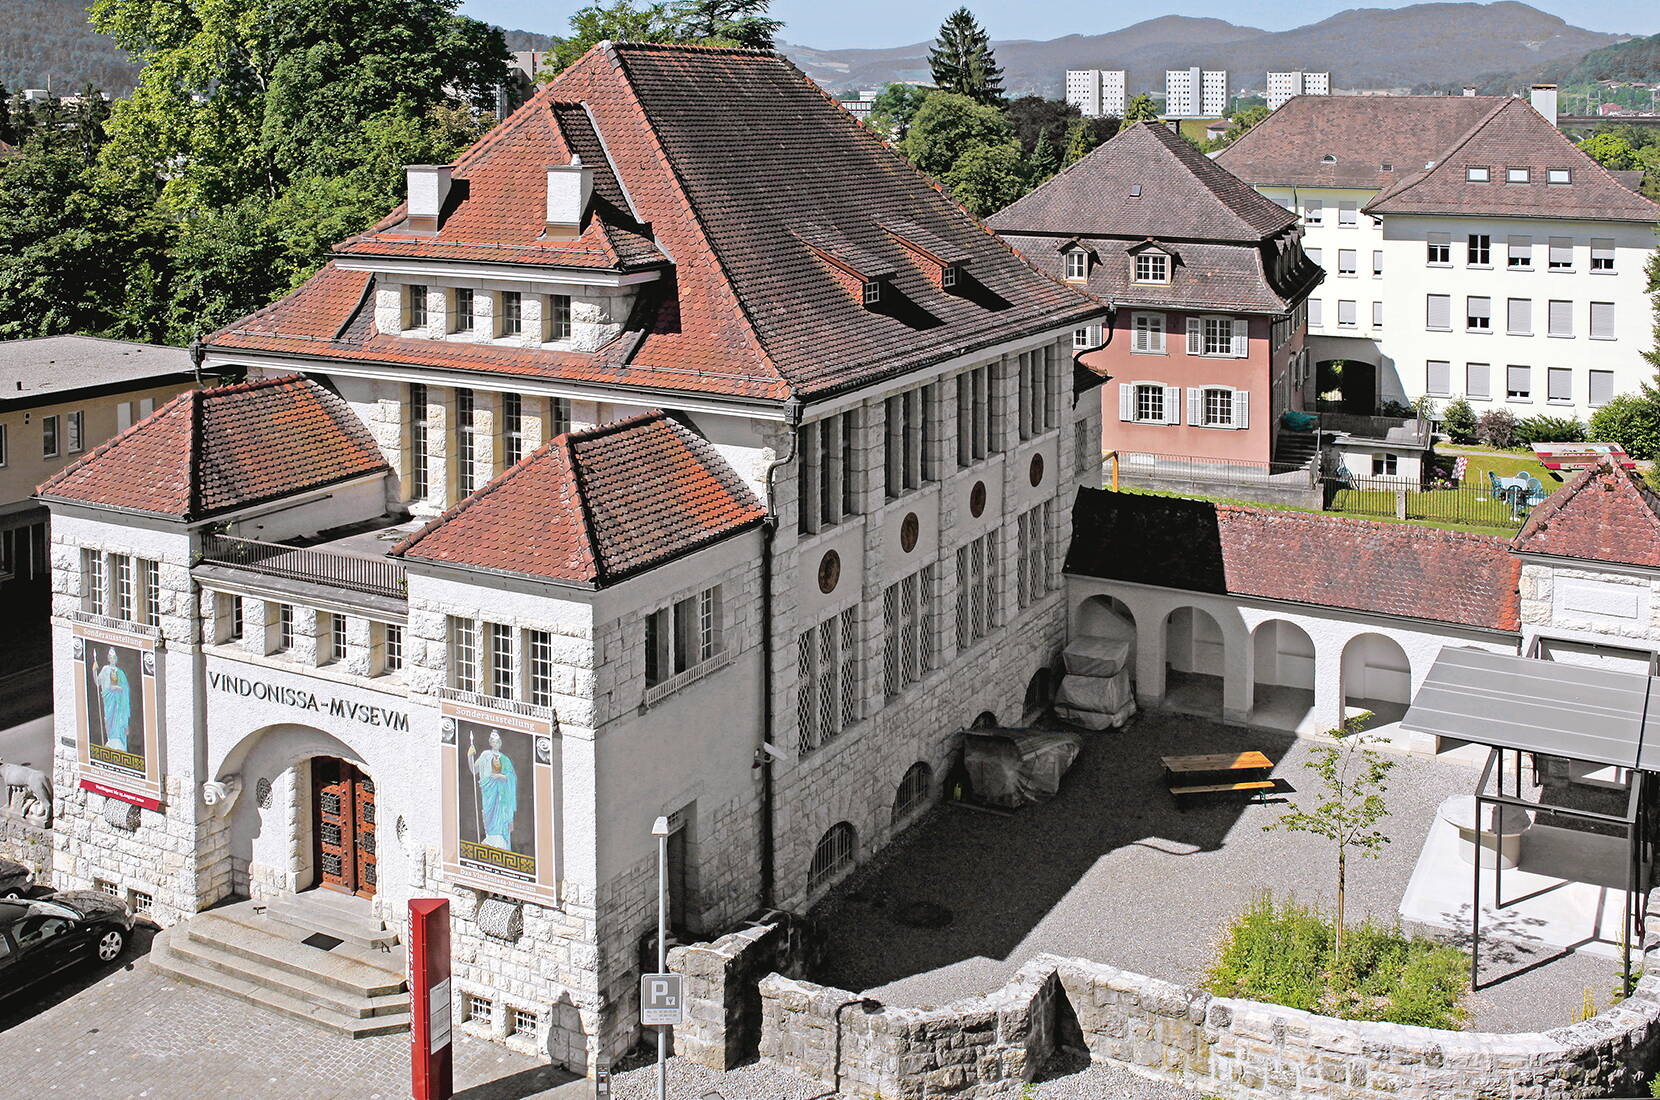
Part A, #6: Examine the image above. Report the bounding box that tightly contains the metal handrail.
[198,533,407,600]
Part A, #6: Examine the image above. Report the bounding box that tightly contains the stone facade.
[0,806,51,883]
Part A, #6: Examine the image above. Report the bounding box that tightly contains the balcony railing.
[1317,411,1433,447]
[198,533,407,601]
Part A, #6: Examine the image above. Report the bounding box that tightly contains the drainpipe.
[757,396,803,911]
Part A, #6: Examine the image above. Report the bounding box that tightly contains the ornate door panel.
[353,771,377,898]
[313,759,376,898]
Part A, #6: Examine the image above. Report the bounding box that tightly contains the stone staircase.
[1273,428,1321,470]
[149,892,409,1037]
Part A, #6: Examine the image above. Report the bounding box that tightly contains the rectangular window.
[1017,348,1053,440]
[508,1007,538,1037]
[141,559,159,626]
[1337,300,1356,328]
[1338,201,1357,227]
[456,387,479,494]
[277,604,295,653]
[526,630,553,706]
[862,280,882,305]
[1131,312,1165,353]
[797,608,859,754]
[1467,234,1490,266]
[1064,251,1087,280]
[1306,247,1322,267]
[1548,167,1571,184]
[1506,298,1531,335]
[954,365,995,468]
[463,993,493,1023]
[1338,249,1356,276]
[1466,296,1491,332]
[41,415,59,459]
[1506,365,1531,401]
[500,291,522,336]
[1590,302,1615,341]
[113,554,134,621]
[1371,301,1383,328]
[66,411,84,454]
[228,595,244,641]
[1426,360,1451,397]
[409,383,429,500]
[453,287,474,332]
[1073,327,1093,349]
[1426,294,1451,331]
[0,423,7,467]
[1548,237,1573,270]
[1427,234,1450,265]
[1192,315,1242,356]
[1303,198,1324,225]
[1015,502,1052,610]
[1133,252,1168,283]
[1590,370,1614,407]
[330,614,348,664]
[799,410,856,533]
[548,397,572,439]
[1371,452,1398,476]
[384,623,403,673]
[489,622,513,699]
[83,549,105,616]
[449,617,479,692]
[502,392,525,466]
[885,389,924,497]
[1371,250,1383,277]
[1202,387,1234,427]
[548,294,572,340]
[1466,363,1491,401]
[955,531,999,650]
[408,285,428,329]
[1308,298,1323,327]
[645,587,721,689]
[1591,239,1615,273]
[1506,166,1529,184]
[1507,236,1532,268]
[1134,383,1165,424]
[882,566,936,700]
[1548,299,1573,337]
[1547,367,1572,404]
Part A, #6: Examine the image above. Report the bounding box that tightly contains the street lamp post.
[652,815,670,1100]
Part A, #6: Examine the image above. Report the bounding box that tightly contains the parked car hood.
[49,891,130,921]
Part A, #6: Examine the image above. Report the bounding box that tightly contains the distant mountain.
[784,2,1629,98]
[0,0,137,95]
[501,29,554,53]
[1533,30,1660,85]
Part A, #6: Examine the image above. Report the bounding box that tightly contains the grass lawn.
[1118,485,1521,539]
[1176,117,1224,143]
[1435,444,1565,488]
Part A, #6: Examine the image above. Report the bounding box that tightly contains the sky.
[457,0,1657,49]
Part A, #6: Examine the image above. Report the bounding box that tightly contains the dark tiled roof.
[1512,465,1660,569]
[1064,489,1521,632]
[37,376,388,519]
[1366,99,1660,222]
[1215,95,1507,191]
[209,44,1099,405]
[989,122,1297,244]
[394,411,764,585]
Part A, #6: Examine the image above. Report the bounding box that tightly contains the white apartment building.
[1065,69,1127,118]
[35,43,1102,1078]
[1166,67,1227,118]
[1217,89,1659,423]
[1266,71,1330,111]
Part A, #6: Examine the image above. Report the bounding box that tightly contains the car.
[0,891,134,1002]
[0,859,29,900]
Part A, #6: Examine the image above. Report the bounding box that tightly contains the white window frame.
[1337,249,1357,277]
[1130,312,1166,354]
[1465,166,1491,183]
[547,293,573,340]
[1133,251,1169,285]
[1506,236,1532,269]
[1466,296,1491,332]
[1425,360,1451,398]
[1505,365,1531,403]
[1589,369,1614,408]
[1589,302,1615,341]
[1590,239,1615,274]
[1506,167,1529,184]
[1427,235,1451,266]
[1547,168,1571,185]
[1064,250,1088,281]
[1546,366,1572,406]
[1506,298,1531,336]
[41,415,59,459]
[66,411,84,455]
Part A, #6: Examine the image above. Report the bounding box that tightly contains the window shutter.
[1426,294,1450,331]
[1185,317,1201,355]
[1164,385,1181,425]
[1590,302,1615,340]
[1232,390,1249,430]
[1118,383,1134,422]
[1548,299,1573,337]
[1188,388,1204,425]
[1151,316,1165,354]
[1231,318,1248,357]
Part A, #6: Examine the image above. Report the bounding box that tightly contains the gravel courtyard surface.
[814,709,1619,1035]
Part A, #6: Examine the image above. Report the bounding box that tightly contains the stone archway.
[1341,633,1413,732]
[1250,620,1316,731]
[1164,606,1224,717]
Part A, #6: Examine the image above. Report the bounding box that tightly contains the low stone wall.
[756,954,1660,1099]
[0,806,51,882]
[667,913,819,1070]
[1115,467,1323,511]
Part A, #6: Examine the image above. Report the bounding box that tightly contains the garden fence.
[1322,474,1532,530]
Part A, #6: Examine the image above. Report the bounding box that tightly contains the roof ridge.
[1366,98,1512,210]
[566,407,667,444]
[391,436,559,559]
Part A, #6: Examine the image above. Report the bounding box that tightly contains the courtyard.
[813,708,1625,1035]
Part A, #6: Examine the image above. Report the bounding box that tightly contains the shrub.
[1475,408,1517,449]
[1589,392,1660,461]
[1441,398,1477,444]
[1513,415,1586,447]
[1378,399,1415,418]
[1206,894,1469,1029]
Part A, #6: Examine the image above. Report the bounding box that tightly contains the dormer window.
[1465,166,1490,183]
[942,265,959,289]
[406,285,428,330]
[1548,167,1571,184]
[1506,167,1529,184]
[1064,251,1088,281]
[862,280,882,305]
[1320,154,1337,165]
[1133,252,1169,285]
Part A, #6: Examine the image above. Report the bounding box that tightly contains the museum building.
[35,43,1103,1070]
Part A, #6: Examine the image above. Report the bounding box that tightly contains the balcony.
[197,531,408,602]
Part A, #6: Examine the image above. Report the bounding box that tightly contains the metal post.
[652,815,670,1100]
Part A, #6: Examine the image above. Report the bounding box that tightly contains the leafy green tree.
[899,91,1014,180]
[1062,118,1090,166]
[1579,132,1639,170]
[1003,94,1077,153]
[866,82,931,141]
[1117,92,1159,132]
[927,7,1003,106]
[1590,392,1660,460]
[1441,397,1478,445]
[1265,715,1395,960]
[544,1,676,76]
[671,0,781,48]
[943,141,1024,216]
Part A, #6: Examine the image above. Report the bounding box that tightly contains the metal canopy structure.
[1403,647,1659,993]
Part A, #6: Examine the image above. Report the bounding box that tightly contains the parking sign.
[640,972,683,1026]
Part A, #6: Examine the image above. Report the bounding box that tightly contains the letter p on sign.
[640,972,683,1026]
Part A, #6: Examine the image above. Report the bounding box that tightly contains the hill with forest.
[0,0,137,95]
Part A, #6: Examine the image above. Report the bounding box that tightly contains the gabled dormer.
[882,220,971,292]
[1058,238,1097,283]
[795,225,895,308]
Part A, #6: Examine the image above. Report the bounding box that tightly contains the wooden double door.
[313,758,377,898]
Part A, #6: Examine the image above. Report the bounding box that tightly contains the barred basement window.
[508,1006,539,1036]
[463,993,493,1023]
[809,822,855,892]
[1015,502,1052,610]
[277,604,296,653]
[83,549,105,616]
[527,629,553,706]
[94,878,119,897]
[449,617,480,692]
[127,889,154,918]
[141,560,160,626]
[954,531,998,649]
[489,622,513,699]
[797,608,858,754]
[383,624,403,673]
[882,565,935,700]
[892,762,932,824]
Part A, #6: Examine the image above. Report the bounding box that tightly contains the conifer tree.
[928,8,1003,106]
[1118,93,1159,132]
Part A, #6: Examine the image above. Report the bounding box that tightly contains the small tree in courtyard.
[1265,714,1395,959]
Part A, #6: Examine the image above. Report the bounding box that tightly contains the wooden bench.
[1162,751,1275,808]
[1161,751,1273,777]
[1167,779,1277,806]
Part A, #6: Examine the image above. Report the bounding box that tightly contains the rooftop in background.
[0,336,195,405]
[1512,464,1660,570]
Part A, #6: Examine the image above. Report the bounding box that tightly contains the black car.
[0,891,134,1001]
[0,860,28,900]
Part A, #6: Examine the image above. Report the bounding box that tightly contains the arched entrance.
[312,756,377,899]
[1075,594,1137,676]
[1317,359,1378,414]
[1164,606,1224,716]
[1342,633,1412,732]
[1251,620,1316,730]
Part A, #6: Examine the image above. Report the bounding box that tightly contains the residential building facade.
[1265,72,1331,111]
[1065,69,1127,119]
[37,44,1102,1076]
[1217,89,1660,423]
[1166,67,1227,118]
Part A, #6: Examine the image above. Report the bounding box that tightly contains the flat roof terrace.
[194,518,419,611]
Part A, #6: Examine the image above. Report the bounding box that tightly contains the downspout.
[758,395,803,911]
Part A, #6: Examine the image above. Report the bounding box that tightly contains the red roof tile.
[1512,464,1660,569]
[1065,489,1521,632]
[394,411,764,585]
[37,375,388,519]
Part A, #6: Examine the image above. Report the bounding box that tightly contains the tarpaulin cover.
[1063,634,1132,678]
[962,728,1083,808]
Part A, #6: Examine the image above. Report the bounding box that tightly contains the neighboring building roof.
[208,43,1100,405]
[1366,99,1660,222]
[0,336,195,406]
[37,375,388,519]
[1512,464,1660,570]
[1064,489,1521,632]
[990,122,1297,244]
[1215,94,1506,191]
[394,410,764,585]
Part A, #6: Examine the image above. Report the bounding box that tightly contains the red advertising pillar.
[409,898,453,1100]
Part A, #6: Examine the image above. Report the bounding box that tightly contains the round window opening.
[817,549,841,594]
[900,512,920,553]
[969,481,987,518]
[1029,452,1045,487]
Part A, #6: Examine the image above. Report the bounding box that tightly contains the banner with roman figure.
[439,701,557,906]
[72,623,163,809]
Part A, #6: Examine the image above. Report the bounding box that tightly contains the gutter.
[756,395,803,910]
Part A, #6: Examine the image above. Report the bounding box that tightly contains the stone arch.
[1074,594,1136,681]
[808,821,856,896]
[970,710,1000,729]
[892,761,932,826]
[1341,632,1413,729]
[1250,619,1316,730]
[1022,666,1056,719]
[1164,606,1225,716]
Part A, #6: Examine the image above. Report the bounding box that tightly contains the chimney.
[405,165,453,234]
[545,157,594,239]
[1531,83,1558,127]
[1462,86,1477,97]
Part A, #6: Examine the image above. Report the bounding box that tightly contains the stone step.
[262,894,397,950]
[164,927,408,1020]
[149,927,411,1038]
[184,911,406,997]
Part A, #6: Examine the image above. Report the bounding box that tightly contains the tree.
[1589,391,1660,460]
[866,82,931,142]
[671,0,781,48]
[1117,92,1159,132]
[1579,132,1639,170]
[1441,397,1478,445]
[1265,715,1395,960]
[943,141,1024,216]
[899,91,1014,180]
[1027,125,1061,183]
[927,7,1003,107]
[1004,94,1078,153]
[545,1,676,76]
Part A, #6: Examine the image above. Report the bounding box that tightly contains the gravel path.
[814,710,1615,1034]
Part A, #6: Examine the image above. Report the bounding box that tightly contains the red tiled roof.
[1065,489,1521,632]
[394,411,764,585]
[1512,465,1660,569]
[37,375,388,519]
[1366,99,1660,222]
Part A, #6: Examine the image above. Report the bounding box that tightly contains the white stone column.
[1313,637,1347,732]
[1136,603,1167,707]
[1222,621,1253,726]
